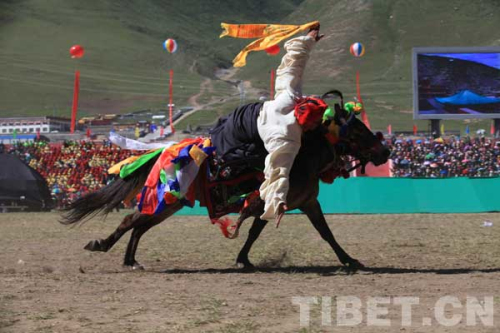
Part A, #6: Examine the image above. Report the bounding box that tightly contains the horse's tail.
[60,154,159,225]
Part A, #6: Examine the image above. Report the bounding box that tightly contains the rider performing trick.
[210,24,325,225]
[257,24,324,224]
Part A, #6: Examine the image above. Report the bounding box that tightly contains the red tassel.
[211,217,236,238]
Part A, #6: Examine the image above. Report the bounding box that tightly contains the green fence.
[177,177,500,216]
[316,177,500,214]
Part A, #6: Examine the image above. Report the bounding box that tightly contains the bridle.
[320,90,369,175]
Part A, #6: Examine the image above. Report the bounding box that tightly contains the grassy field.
[0,0,298,116]
[1,211,499,332]
[1,0,499,132]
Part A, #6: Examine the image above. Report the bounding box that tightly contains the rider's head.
[294,96,328,132]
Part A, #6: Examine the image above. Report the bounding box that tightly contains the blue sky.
[423,53,500,70]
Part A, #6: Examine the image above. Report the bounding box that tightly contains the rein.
[346,161,365,174]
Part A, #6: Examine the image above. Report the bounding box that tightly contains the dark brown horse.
[62,91,390,270]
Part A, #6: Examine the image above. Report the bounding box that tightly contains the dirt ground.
[1,211,500,332]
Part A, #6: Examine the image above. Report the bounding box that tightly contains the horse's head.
[321,90,390,168]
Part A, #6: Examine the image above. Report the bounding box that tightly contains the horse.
[61,91,390,270]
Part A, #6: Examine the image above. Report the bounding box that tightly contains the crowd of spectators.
[5,140,135,208]
[2,134,500,209]
[390,135,500,178]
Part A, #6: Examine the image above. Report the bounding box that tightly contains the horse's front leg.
[300,199,364,269]
[232,195,267,269]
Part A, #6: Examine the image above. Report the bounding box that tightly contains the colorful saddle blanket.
[110,137,264,219]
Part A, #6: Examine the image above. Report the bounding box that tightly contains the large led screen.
[413,47,500,119]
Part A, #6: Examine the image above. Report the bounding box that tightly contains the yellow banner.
[220,21,319,67]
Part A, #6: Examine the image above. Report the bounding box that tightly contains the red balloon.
[265,44,280,56]
[70,45,84,58]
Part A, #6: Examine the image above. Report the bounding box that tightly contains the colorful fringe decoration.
[109,131,176,151]
[137,138,214,215]
[108,149,163,177]
[220,21,319,67]
[108,155,141,175]
[109,138,214,215]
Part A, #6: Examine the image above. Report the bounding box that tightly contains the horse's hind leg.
[123,203,182,269]
[236,217,268,269]
[84,211,142,252]
[123,222,157,269]
[301,199,364,269]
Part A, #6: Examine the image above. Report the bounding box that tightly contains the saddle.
[203,101,267,219]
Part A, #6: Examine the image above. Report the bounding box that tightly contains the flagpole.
[70,70,80,134]
[270,69,275,100]
[169,69,174,134]
[356,71,371,129]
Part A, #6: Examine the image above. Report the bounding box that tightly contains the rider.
[209,24,325,223]
[257,24,324,223]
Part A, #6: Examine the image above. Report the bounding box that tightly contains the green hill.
[1,0,499,132]
[238,0,500,131]
[0,0,299,117]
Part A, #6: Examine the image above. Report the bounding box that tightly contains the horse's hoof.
[343,258,365,270]
[132,263,145,271]
[84,239,105,252]
[124,262,145,271]
[236,261,256,271]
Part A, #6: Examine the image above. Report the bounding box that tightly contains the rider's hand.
[276,202,288,228]
[307,24,324,42]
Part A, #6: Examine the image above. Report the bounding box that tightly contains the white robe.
[257,35,316,220]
